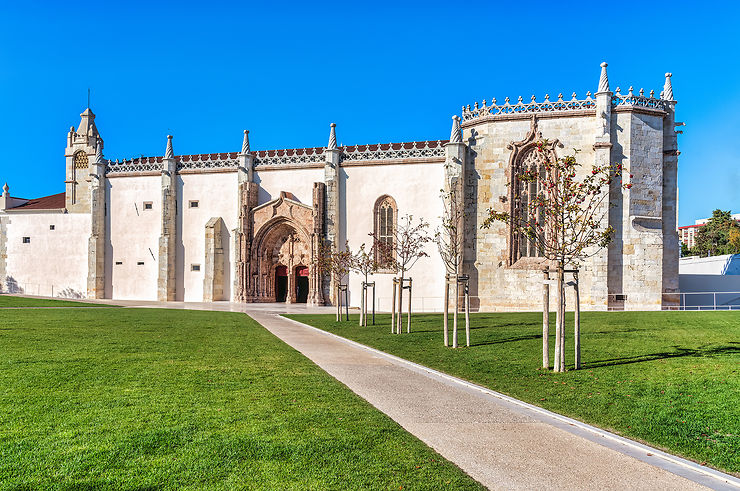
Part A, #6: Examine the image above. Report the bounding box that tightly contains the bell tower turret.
[65,108,103,212]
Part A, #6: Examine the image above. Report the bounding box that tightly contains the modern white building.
[0,63,681,310]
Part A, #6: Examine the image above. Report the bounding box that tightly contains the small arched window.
[374,195,397,268]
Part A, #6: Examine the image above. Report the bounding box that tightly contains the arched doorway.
[251,219,312,303]
[295,266,309,303]
[275,265,288,302]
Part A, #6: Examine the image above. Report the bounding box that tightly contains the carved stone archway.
[254,220,310,302]
[236,190,325,305]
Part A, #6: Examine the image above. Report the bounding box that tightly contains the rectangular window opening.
[115,261,123,265]
[143,202,153,210]
[191,264,201,272]
[137,261,145,266]
[189,200,199,208]
[22,237,30,244]
[49,225,55,230]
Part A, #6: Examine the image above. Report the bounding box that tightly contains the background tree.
[350,242,379,326]
[374,214,431,334]
[315,241,353,321]
[435,187,466,347]
[694,209,740,256]
[729,227,740,254]
[482,141,629,372]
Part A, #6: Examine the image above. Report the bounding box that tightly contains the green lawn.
[286,311,740,475]
[0,295,113,308]
[0,307,482,489]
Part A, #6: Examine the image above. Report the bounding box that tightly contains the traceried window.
[74,152,88,169]
[71,152,89,204]
[511,147,546,261]
[374,195,397,269]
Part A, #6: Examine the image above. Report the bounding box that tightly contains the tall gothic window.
[374,195,397,268]
[512,147,546,261]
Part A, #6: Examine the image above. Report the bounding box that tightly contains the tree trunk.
[465,285,470,347]
[453,279,459,348]
[359,283,364,326]
[543,270,550,370]
[574,273,581,370]
[443,277,449,346]
[406,280,412,333]
[554,264,564,372]
[558,265,566,372]
[391,279,396,334]
[335,283,340,322]
[397,274,404,335]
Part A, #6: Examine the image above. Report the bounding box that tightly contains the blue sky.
[1,0,737,226]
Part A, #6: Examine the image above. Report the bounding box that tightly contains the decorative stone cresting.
[462,63,672,124]
[461,92,597,122]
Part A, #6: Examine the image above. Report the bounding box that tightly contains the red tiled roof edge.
[8,192,66,210]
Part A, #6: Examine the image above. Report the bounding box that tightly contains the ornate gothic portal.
[257,222,310,303]
[236,189,325,305]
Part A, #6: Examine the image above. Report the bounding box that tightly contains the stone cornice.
[612,105,666,117]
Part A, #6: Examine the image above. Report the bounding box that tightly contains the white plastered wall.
[341,162,446,311]
[177,172,238,302]
[107,175,161,300]
[254,167,325,206]
[4,212,89,297]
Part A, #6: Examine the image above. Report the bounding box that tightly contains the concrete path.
[247,310,738,491]
[11,296,739,489]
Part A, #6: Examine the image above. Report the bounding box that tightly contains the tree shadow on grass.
[470,333,541,347]
[583,345,740,369]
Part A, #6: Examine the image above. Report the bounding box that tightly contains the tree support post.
[464,278,470,347]
[359,282,365,326]
[338,284,349,321]
[456,274,470,347]
[573,270,581,370]
[443,274,451,346]
[452,277,459,348]
[335,284,340,322]
[391,278,398,334]
[363,281,375,326]
[405,278,412,333]
[543,269,550,370]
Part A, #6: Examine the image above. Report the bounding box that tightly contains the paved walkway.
[11,296,740,489]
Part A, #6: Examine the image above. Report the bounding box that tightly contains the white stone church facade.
[0,64,680,310]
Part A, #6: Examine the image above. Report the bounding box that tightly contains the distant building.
[679,224,702,249]
[678,213,740,248]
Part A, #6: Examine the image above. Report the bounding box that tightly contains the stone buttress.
[157,135,177,301]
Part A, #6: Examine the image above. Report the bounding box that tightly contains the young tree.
[315,241,353,321]
[374,214,432,334]
[695,209,740,256]
[482,141,629,372]
[350,242,380,326]
[435,187,466,347]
